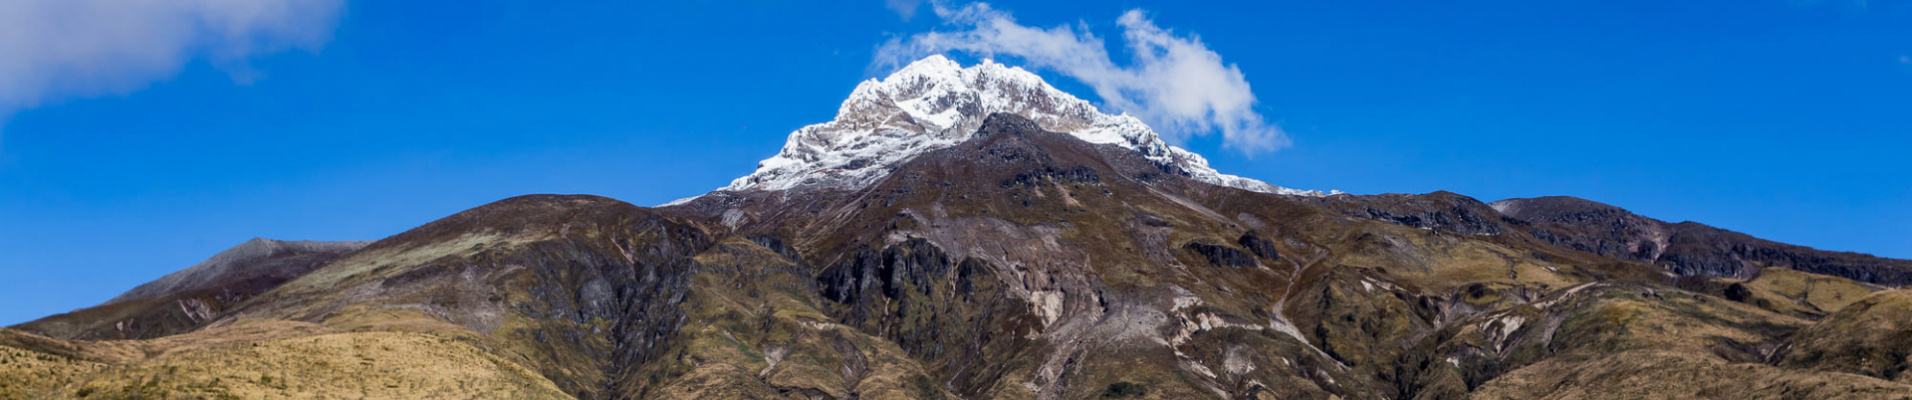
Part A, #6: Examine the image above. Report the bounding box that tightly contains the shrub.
[1102,381,1146,398]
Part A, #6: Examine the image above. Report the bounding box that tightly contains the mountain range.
[3,56,1909,400]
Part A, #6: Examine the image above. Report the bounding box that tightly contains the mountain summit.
[714,55,1329,197]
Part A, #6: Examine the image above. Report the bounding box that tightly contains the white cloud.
[876,2,1290,155]
[885,0,923,21]
[0,0,345,116]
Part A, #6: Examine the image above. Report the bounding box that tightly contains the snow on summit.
[710,55,1329,199]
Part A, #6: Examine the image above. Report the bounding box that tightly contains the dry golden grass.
[1473,288,1912,399]
[1564,289,1807,356]
[1739,268,1876,318]
[1472,349,1912,400]
[659,238,956,400]
[1335,224,1576,294]
[1780,290,1912,382]
[74,331,568,399]
[649,363,795,400]
[0,321,572,400]
[0,344,108,399]
[277,231,519,297]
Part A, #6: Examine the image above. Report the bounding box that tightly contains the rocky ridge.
[110,238,371,304]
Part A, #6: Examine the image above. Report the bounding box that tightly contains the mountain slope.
[13,238,368,340]
[4,56,1911,400]
[1491,196,1912,285]
[1294,192,1912,287]
[110,238,372,305]
[6,115,1908,400]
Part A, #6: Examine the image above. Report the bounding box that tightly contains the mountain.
[13,238,368,341]
[5,56,1911,400]
[696,54,1330,199]
[1490,196,1912,284]
[1292,192,1912,286]
[109,238,373,305]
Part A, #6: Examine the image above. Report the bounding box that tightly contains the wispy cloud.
[875,2,1290,155]
[885,0,923,21]
[0,0,345,118]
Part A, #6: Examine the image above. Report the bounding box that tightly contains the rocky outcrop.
[1237,231,1281,261]
[1184,242,1257,269]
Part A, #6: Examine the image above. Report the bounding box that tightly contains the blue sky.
[0,0,1908,325]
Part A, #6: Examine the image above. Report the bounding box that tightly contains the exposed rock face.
[1236,231,1281,261]
[1184,242,1258,269]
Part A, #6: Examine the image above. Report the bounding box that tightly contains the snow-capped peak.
[713,55,1330,197]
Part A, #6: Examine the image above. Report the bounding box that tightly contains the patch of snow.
[1488,200,1516,215]
[720,55,1331,196]
[659,194,703,207]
